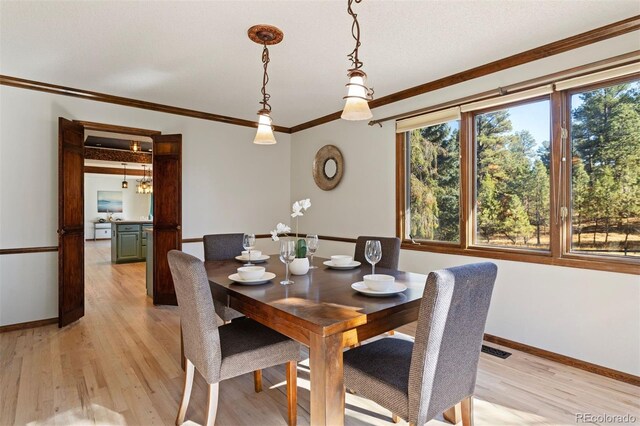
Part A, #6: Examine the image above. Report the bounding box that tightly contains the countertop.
[106,220,153,224]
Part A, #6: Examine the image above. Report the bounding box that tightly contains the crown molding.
[0,75,292,134]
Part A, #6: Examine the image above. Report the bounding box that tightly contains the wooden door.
[152,134,182,305]
[58,118,85,327]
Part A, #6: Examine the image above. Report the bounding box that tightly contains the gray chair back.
[354,236,401,269]
[408,262,497,425]
[203,233,244,261]
[168,250,222,384]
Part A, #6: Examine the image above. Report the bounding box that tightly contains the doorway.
[57,118,182,327]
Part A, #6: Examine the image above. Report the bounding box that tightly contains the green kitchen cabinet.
[111,222,152,264]
[117,232,140,260]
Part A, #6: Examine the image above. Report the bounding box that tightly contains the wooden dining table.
[204,257,428,426]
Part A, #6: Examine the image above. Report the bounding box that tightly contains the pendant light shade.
[341,70,373,121]
[253,110,277,145]
[341,0,374,121]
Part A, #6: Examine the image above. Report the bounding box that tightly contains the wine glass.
[364,240,382,275]
[279,239,296,285]
[306,234,319,269]
[242,233,256,266]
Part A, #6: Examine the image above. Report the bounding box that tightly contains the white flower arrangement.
[270,198,311,242]
[270,222,291,241]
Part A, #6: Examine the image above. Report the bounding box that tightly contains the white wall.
[290,33,640,375]
[0,85,291,326]
[83,173,152,237]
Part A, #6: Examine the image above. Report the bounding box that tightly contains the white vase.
[290,257,310,275]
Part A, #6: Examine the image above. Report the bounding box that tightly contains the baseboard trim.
[484,333,640,387]
[0,317,58,333]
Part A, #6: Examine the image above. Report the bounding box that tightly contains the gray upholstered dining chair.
[203,233,265,393]
[343,262,497,426]
[168,250,302,426]
[354,236,401,270]
[203,233,245,323]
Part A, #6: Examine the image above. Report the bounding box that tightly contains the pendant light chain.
[260,43,272,112]
[248,24,282,144]
[347,0,364,72]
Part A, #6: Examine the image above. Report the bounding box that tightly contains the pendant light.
[130,140,141,152]
[136,165,153,194]
[248,25,283,145]
[121,163,128,189]
[341,0,374,121]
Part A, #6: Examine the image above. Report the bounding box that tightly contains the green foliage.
[408,123,460,241]
[475,109,549,248]
[503,195,535,244]
[571,81,640,254]
[477,173,500,243]
[295,238,307,258]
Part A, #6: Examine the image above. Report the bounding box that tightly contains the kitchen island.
[110,220,153,263]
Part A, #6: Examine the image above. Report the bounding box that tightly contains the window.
[395,66,639,274]
[569,79,640,258]
[406,120,460,242]
[474,99,551,250]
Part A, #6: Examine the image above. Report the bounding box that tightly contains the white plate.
[323,260,361,270]
[351,281,407,297]
[235,255,270,263]
[228,272,276,285]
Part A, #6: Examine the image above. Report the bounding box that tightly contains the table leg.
[309,332,344,426]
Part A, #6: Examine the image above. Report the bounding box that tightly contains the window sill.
[400,241,639,275]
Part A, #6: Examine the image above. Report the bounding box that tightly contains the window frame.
[401,120,463,247]
[561,73,640,266]
[469,95,553,253]
[396,75,640,275]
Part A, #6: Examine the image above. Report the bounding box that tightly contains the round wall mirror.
[313,144,344,191]
[324,158,337,179]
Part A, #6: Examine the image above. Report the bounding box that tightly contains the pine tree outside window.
[473,99,552,250]
[406,120,460,243]
[569,79,640,258]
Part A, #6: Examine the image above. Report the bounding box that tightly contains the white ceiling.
[1,1,638,127]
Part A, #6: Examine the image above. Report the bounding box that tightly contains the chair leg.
[254,370,263,393]
[175,359,194,425]
[180,326,186,371]
[461,396,473,426]
[205,383,220,426]
[286,361,297,426]
[443,402,461,424]
[392,413,400,423]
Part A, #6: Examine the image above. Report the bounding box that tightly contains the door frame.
[58,119,180,326]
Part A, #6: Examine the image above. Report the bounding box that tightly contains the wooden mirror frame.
[313,144,344,191]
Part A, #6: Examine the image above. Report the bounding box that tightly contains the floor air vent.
[481,345,512,359]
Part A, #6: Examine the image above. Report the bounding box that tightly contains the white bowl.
[237,266,265,280]
[363,274,395,291]
[241,250,262,260]
[331,255,353,266]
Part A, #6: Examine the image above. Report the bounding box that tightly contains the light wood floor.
[1,241,638,426]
